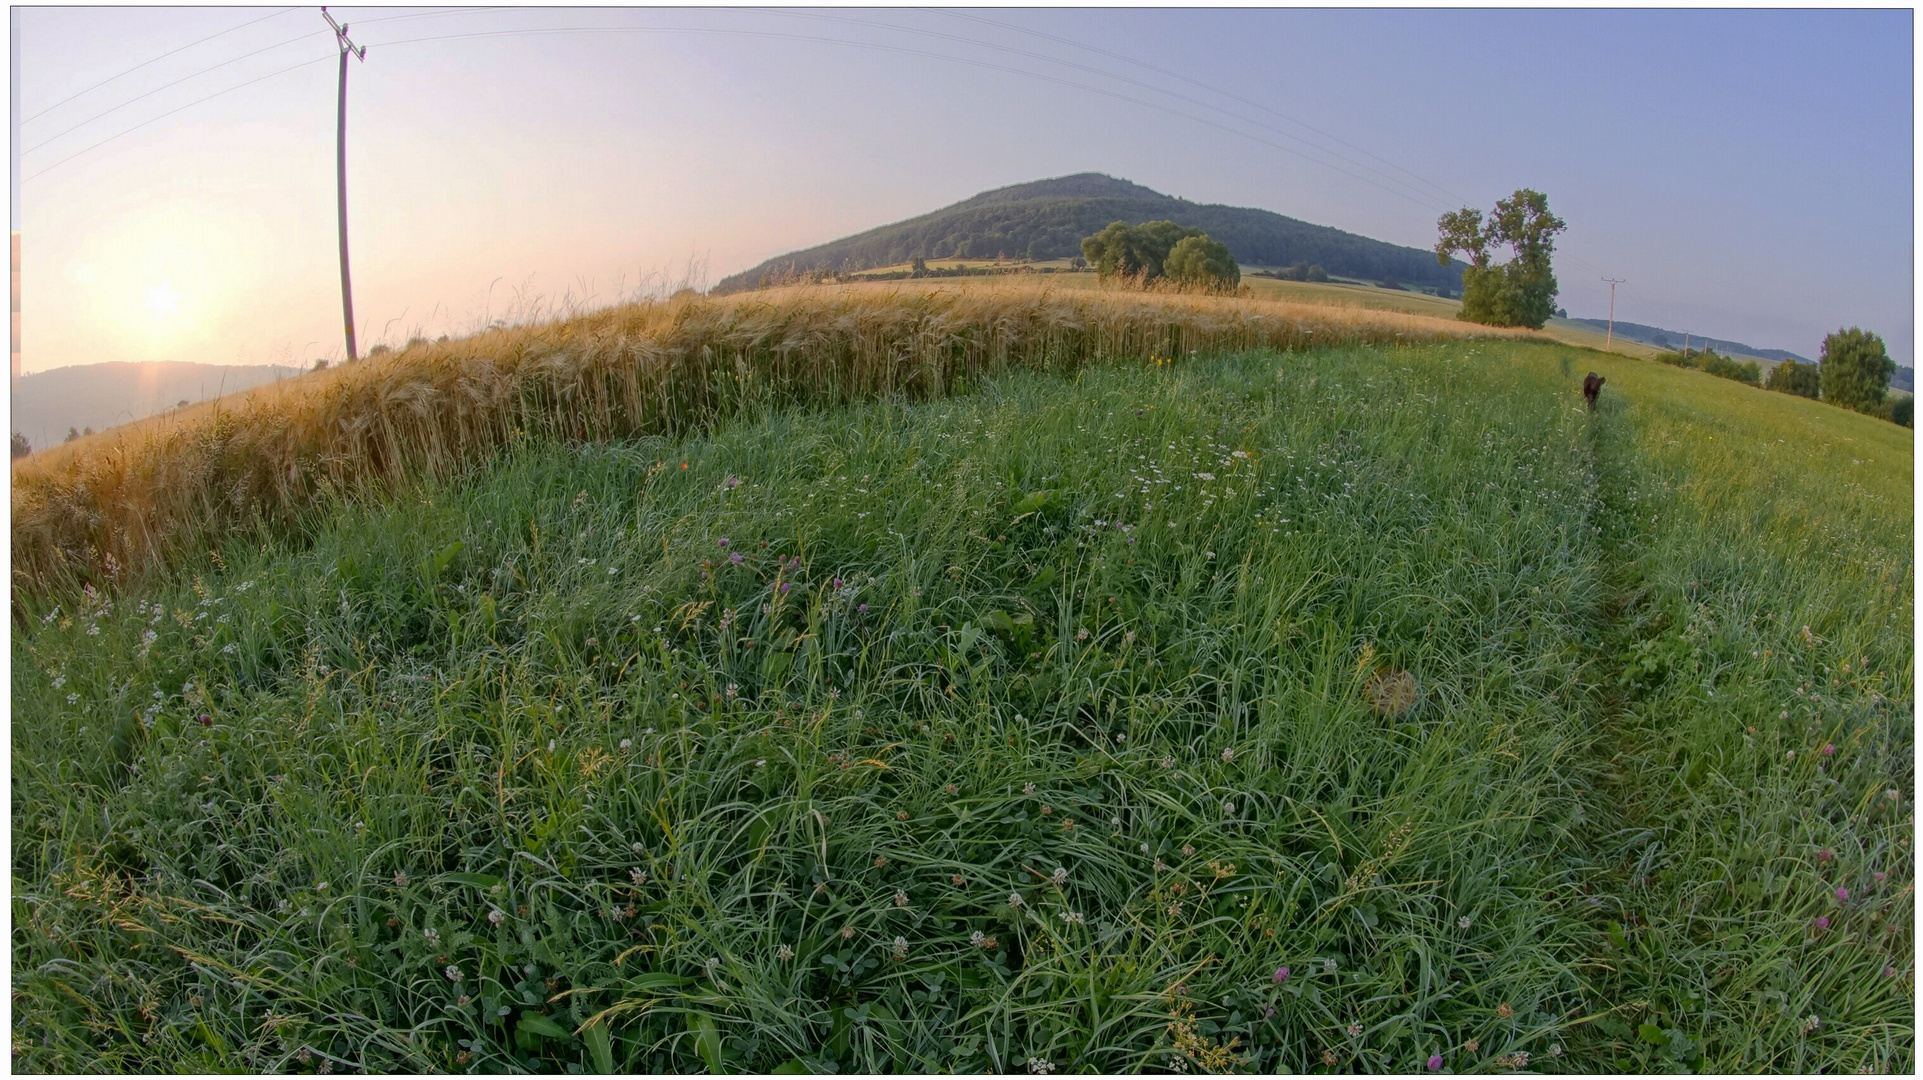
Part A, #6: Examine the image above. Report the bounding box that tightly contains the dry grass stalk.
[11,283,1536,602]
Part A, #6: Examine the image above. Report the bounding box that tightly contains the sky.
[9,6,1915,373]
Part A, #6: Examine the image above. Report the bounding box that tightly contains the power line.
[20,51,335,183]
[23,7,298,124]
[23,25,333,155]
[22,7,500,156]
[358,23,1466,214]
[934,9,1475,210]
[768,9,1460,214]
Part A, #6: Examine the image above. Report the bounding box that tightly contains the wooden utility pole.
[1601,277,1625,351]
[323,8,366,361]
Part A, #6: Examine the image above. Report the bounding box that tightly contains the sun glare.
[143,282,182,319]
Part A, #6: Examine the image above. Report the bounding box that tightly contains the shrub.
[1699,352,1761,385]
[10,432,29,459]
[1163,234,1240,292]
[1765,358,1820,398]
[1891,395,1913,427]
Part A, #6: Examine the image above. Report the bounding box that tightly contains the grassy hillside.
[711,173,1465,295]
[12,312,1910,1070]
[11,284,1532,601]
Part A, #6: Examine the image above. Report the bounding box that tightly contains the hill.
[11,360,303,454]
[713,173,1464,294]
[11,283,1911,1072]
[1566,318,1806,364]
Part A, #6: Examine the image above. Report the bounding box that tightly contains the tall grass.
[10,284,1531,605]
[15,344,1606,1071]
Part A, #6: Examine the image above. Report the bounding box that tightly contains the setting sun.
[142,282,181,319]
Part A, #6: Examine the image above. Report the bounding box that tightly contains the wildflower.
[1458,915,1472,930]
[619,738,633,750]
[1140,842,1151,854]
[1161,755,1175,769]
[943,783,958,795]
[873,855,888,868]
[394,871,408,887]
[1464,1038,1480,1054]
[631,867,648,885]
[858,604,869,613]
[894,890,909,907]
[725,684,738,699]
[1324,957,1338,973]
[971,930,986,947]
[1496,1002,1513,1019]
[1817,848,1833,862]
[1836,886,1849,901]
[1167,901,1183,918]
[841,926,856,940]
[1322,1050,1339,1066]
[1347,1022,1363,1038]
[1027,1057,1055,1075]
[730,552,744,565]
[1182,844,1196,857]
[1884,965,1896,978]
[1822,743,1835,756]
[1024,782,1037,795]
[1814,916,1830,930]
[423,928,439,943]
[445,965,461,981]
[892,936,908,958]
[1052,867,1068,886]
[1195,472,1215,481]
[1009,893,1025,908]
[951,874,967,887]
[1059,910,1084,925]
[1154,859,1167,872]
[780,582,792,594]
[631,842,645,853]
[1875,871,1887,883]
[1549,1044,1563,1057]
[1887,789,1900,801]
[1273,966,1290,984]
[1221,747,1235,762]
[1427,1053,1443,1070]
[1075,628,1089,641]
[1040,804,1053,816]
[777,944,793,961]
[1223,802,1236,816]
[1802,1014,1820,1033]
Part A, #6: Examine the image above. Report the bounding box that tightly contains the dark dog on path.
[1582,372,1605,410]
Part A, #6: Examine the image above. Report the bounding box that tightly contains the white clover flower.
[970,930,985,947]
[619,738,633,750]
[445,965,462,981]
[488,908,505,926]
[1458,916,1472,930]
[1009,893,1025,908]
[1052,867,1068,886]
[777,944,793,961]
[423,928,439,943]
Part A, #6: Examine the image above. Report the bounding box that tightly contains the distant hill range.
[11,361,304,454]
[1568,319,1912,392]
[714,173,1464,295]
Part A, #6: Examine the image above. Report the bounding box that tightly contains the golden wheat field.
[10,283,1540,599]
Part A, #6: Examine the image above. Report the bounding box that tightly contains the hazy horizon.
[12,6,1913,374]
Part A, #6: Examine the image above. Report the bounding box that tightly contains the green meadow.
[12,340,1911,1072]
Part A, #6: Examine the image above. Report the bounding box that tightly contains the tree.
[1164,234,1240,291]
[1891,395,1913,428]
[65,427,78,443]
[1819,327,1895,413]
[10,432,29,459]
[1435,188,1566,329]
[1765,358,1820,399]
[1080,220,1205,282]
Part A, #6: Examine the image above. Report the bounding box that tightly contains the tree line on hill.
[1654,327,1909,426]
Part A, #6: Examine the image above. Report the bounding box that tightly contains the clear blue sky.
[11,6,1913,371]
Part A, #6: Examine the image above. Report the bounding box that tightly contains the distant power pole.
[1683,331,1690,359]
[1601,277,1625,351]
[323,8,366,362]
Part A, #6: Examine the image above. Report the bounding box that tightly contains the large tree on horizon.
[1818,327,1896,414]
[1435,189,1565,329]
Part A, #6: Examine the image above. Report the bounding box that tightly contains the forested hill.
[713,173,1464,294]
